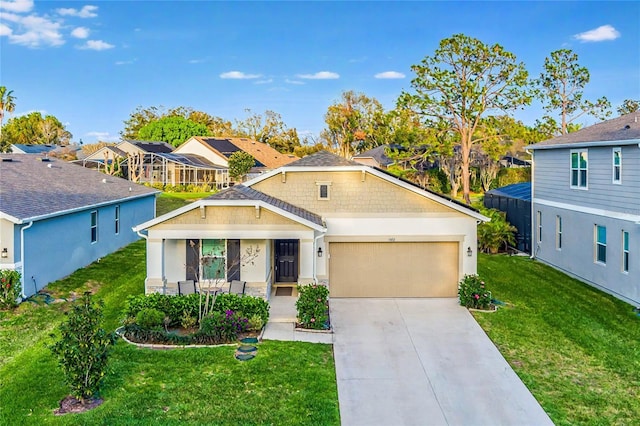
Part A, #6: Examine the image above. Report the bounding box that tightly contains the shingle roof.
[11,144,57,154]
[224,138,297,168]
[353,145,393,166]
[528,113,640,148]
[0,154,158,222]
[287,150,360,167]
[204,185,324,227]
[485,182,531,201]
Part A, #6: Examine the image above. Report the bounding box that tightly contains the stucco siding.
[534,146,640,214]
[533,203,639,305]
[18,195,155,297]
[0,219,15,265]
[251,171,461,216]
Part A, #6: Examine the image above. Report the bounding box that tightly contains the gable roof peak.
[286,150,361,167]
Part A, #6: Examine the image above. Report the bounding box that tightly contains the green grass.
[0,239,339,425]
[156,192,212,217]
[477,254,640,425]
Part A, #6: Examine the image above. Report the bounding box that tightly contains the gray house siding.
[16,196,155,297]
[533,203,639,305]
[533,146,640,214]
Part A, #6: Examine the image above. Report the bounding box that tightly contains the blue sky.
[1,0,639,143]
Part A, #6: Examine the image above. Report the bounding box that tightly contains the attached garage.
[328,241,460,298]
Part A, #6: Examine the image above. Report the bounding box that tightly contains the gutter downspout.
[312,230,326,284]
[526,148,536,259]
[20,221,34,299]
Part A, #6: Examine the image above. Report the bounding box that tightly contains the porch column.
[298,238,314,284]
[145,238,166,294]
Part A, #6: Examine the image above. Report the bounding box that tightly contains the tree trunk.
[461,134,472,204]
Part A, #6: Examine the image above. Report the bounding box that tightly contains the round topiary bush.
[136,308,165,330]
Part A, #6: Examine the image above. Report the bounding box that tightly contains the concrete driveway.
[331,298,553,426]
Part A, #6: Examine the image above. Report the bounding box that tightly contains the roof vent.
[624,125,631,129]
[40,157,51,162]
[1,158,13,162]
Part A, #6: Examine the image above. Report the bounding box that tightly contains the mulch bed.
[54,395,103,415]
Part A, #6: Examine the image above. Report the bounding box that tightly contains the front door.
[275,239,299,283]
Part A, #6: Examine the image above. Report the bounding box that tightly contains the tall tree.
[228,150,255,182]
[235,109,301,153]
[0,112,72,152]
[0,86,17,140]
[537,49,611,135]
[402,33,532,203]
[617,99,640,116]
[322,90,385,158]
[121,106,232,139]
[137,115,211,147]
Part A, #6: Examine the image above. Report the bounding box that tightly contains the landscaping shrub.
[477,208,517,253]
[124,293,199,326]
[136,308,165,330]
[49,293,116,402]
[458,275,492,310]
[296,283,329,330]
[198,310,248,342]
[0,269,21,309]
[214,293,269,325]
[247,314,264,331]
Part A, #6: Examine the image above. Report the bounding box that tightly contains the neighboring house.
[0,154,158,299]
[500,154,531,168]
[484,182,531,253]
[11,144,58,154]
[134,150,487,299]
[174,136,297,179]
[528,113,640,305]
[80,140,229,189]
[352,144,435,171]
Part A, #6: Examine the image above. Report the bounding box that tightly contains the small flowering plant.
[458,274,492,310]
[0,269,22,309]
[296,283,329,330]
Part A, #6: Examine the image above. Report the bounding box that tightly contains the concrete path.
[331,298,553,426]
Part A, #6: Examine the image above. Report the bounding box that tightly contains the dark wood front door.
[227,239,240,282]
[185,239,200,281]
[275,240,299,282]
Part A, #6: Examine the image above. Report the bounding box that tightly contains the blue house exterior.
[0,154,158,298]
[528,114,640,306]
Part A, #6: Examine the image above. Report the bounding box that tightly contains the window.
[622,231,629,273]
[612,148,621,184]
[115,205,120,234]
[556,216,562,250]
[570,150,588,188]
[537,211,542,243]
[202,239,225,280]
[316,182,331,200]
[595,225,606,264]
[90,211,98,243]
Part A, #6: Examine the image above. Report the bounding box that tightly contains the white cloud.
[574,25,620,42]
[219,71,262,79]
[0,0,34,13]
[374,71,405,79]
[296,71,340,80]
[78,39,114,50]
[115,59,136,65]
[188,58,207,64]
[71,26,89,39]
[85,131,119,141]
[0,23,12,36]
[285,79,305,85]
[255,78,273,84]
[56,5,98,18]
[2,13,64,47]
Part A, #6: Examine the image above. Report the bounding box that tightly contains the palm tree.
[0,86,17,140]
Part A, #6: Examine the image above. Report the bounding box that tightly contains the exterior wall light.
[467,246,473,257]
[1,248,7,258]
[317,247,323,257]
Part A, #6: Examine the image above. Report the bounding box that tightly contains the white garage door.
[329,242,459,297]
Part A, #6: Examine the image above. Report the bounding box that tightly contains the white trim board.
[533,198,640,223]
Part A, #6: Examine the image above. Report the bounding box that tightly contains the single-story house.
[11,144,58,154]
[134,151,487,299]
[0,154,158,299]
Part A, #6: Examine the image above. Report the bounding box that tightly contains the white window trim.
[622,230,629,274]
[90,210,98,244]
[555,215,562,250]
[115,205,120,235]
[612,147,622,185]
[570,149,588,190]
[537,211,542,243]
[316,181,332,200]
[595,224,606,265]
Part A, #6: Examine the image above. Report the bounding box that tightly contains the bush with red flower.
[458,274,492,310]
[296,283,330,330]
[0,269,22,309]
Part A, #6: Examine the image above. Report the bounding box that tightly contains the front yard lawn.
[0,240,339,425]
[477,254,640,425]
